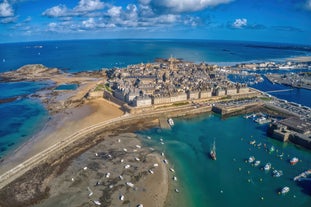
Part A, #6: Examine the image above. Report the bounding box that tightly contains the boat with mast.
[210,140,216,160]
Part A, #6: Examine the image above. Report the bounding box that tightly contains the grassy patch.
[172,101,189,106]
[259,96,273,101]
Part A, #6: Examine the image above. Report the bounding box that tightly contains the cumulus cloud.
[74,0,105,12]
[107,6,122,17]
[140,0,233,12]
[0,0,14,17]
[43,5,68,17]
[42,1,207,33]
[232,18,247,28]
[82,17,96,28]
[43,0,105,17]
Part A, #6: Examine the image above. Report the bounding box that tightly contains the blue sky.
[0,0,311,44]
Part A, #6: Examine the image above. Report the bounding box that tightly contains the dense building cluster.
[107,57,250,107]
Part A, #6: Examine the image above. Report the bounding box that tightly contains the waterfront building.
[106,58,252,107]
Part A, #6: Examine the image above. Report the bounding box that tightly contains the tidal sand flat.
[33,133,168,207]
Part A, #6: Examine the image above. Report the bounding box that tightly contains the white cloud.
[74,0,105,12]
[43,5,68,17]
[107,6,122,17]
[306,0,311,10]
[0,0,14,17]
[82,17,96,28]
[142,0,233,12]
[126,4,138,20]
[232,18,247,28]
[43,0,105,17]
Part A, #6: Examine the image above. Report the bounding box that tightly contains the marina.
[139,114,311,207]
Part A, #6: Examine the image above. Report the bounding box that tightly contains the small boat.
[293,169,311,181]
[248,156,255,163]
[290,157,299,165]
[210,140,216,160]
[273,170,283,177]
[269,146,275,153]
[254,160,261,166]
[94,200,101,205]
[168,118,174,126]
[173,176,177,181]
[137,204,143,207]
[120,195,124,201]
[126,182,134,188]
[249,140,256,145]
[264,163,271,171]
[87,187,93,197]
[281,186,290,194]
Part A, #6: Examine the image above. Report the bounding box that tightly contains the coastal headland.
[0,59,310,207]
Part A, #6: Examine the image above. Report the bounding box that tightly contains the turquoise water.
[55,84,78,90]
[0,81,50,159]
[138,114,311,207]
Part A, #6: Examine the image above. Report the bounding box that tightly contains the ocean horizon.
[1,39,311,73]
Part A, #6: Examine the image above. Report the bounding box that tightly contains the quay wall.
[290,134,311,149]
[212,102,263,116]
[104,90,127,107]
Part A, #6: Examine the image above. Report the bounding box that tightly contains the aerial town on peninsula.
[105,57,252,108]
[91,57,311,150]
[0,57,311,207]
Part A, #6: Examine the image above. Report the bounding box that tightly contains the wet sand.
[33,133,168,207]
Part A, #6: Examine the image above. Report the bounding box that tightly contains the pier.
[265,89,294,93]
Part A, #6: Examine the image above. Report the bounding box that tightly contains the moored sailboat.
[210,140,216,160]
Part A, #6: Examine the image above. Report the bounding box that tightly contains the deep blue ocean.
[0,39,310,206]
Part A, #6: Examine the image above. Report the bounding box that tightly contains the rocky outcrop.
[0,64,61,82]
